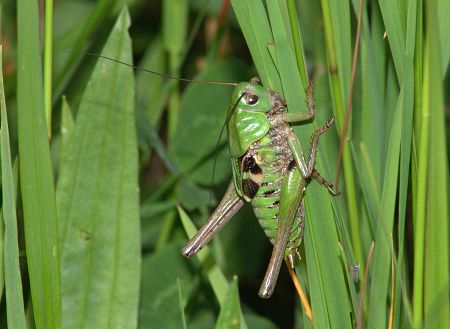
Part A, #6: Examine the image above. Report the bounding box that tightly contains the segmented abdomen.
[243,126,304,257]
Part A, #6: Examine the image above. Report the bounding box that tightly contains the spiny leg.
[181,182,244,257]
[312,168,340,196]
[304,116,335,177]
[288,116,335,179]
[258,166,306,298]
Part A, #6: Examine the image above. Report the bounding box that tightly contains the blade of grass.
[163,0,187,141]
[377,0,406,82]
[17,0,62,327]
[178,205,230,304]
[56,8,140,329]
[44,0,53,138]
[437,0,450,72]
[286,0,308,90]
[321,0,362,270]
[1,46,27,329]
[367,91,403,329]
[418,2,449,328]
[214,277,240,329]
[177,278,188,329]
[178,206,248,329]
[266,1,305,110]
[229,0,282,91]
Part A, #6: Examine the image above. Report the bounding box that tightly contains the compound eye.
[246,94,259,105]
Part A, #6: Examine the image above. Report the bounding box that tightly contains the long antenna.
[82,52,238,86]
[209,93,245,209]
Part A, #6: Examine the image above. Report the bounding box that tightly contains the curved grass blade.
[215,277,240,329]
[178,206,248,329]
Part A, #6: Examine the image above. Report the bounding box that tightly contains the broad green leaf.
[138,245,194,329]
[17,0,61,327]
[56,8,140,329]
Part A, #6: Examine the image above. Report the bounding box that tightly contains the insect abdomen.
[248,131,304,257]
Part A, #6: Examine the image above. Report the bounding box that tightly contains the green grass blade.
[177,279,188,329]
[437,0,450,72]
[56,8,140,329]
[367,92,403,329]
[44,0,53,137]
[286,0,308,90]
[377,0,406,81]
[266,1,305,110]
[304,194,353,329]
[320,0,362,269]
[1,47,27,329]
[178,205,229,304]
[418,2,449,328]
[215,277,241,329]
[178,206,248,329]
[17,0,62,327]
[230,0,282,91]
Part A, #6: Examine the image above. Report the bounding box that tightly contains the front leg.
[284,81,316,124]
[288,116,335,179]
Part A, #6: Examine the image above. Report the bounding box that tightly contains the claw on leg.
[312,169,340,196]
[287,253,295,269]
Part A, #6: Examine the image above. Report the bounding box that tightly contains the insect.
[181,78,339,298]
[90,53,338,298]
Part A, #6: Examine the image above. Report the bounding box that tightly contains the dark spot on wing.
[242,179,260,199]
[243,156,262,175]
[288,160,296,171]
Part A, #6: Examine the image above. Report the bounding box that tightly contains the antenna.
[82,52,238,87]
[208,93,245,210]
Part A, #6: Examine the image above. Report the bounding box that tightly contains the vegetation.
[0,0,448,328]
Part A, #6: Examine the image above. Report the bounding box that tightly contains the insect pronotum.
[92,53,339,299]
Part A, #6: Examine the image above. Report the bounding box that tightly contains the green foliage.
[1,0,448,328]
[56,9,140,329]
